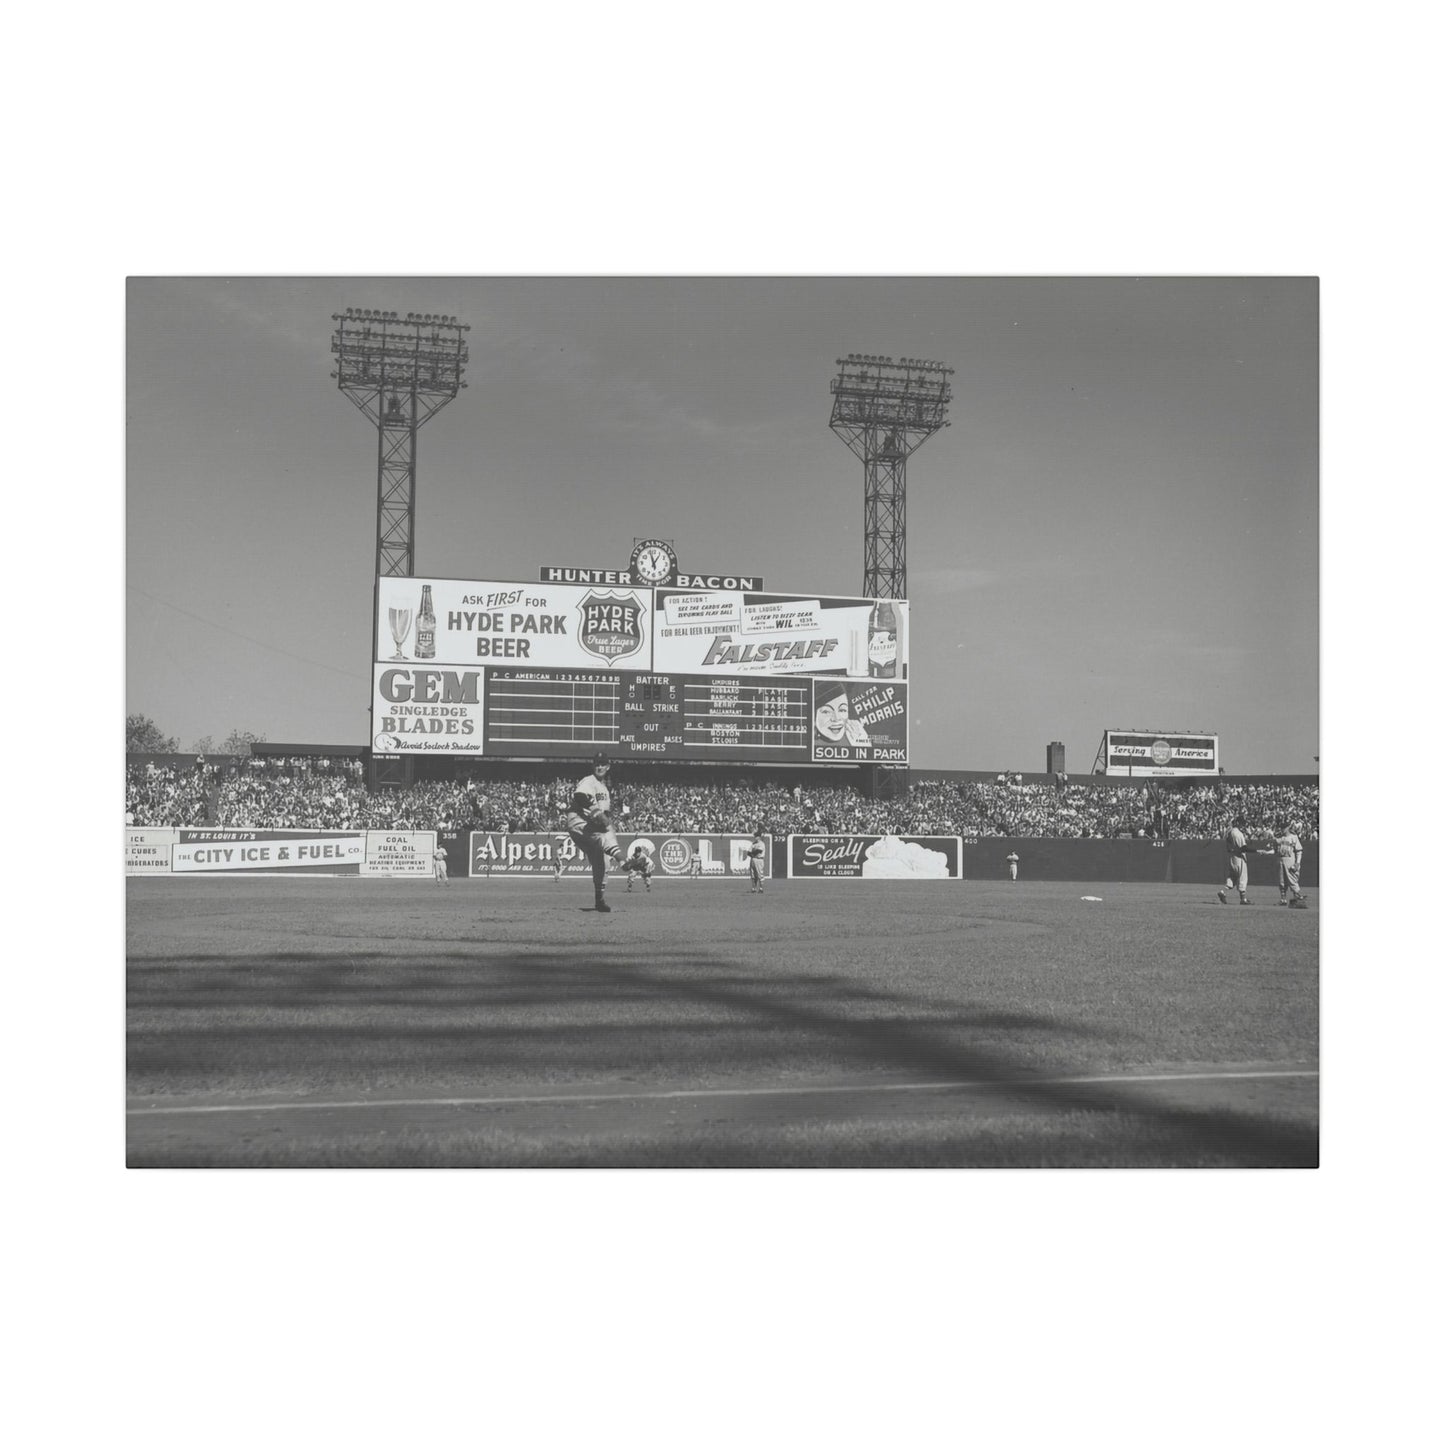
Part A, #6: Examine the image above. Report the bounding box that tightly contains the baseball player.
[748,829,767,893]
[1006,850,1019,881]
[1272,818,1307,907]
[622,843,654,893]
[552,830,569,883]
[432,845,449,884]
[565,752,624,912]
[1217,816,1254,905]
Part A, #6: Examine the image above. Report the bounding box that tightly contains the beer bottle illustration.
[415,584,437,659]
[868,600,897,677]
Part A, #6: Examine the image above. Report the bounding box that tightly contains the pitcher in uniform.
[1217,816,1253,905]
[566,753,624,912]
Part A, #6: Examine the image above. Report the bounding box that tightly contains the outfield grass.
[126,876,1318,1167]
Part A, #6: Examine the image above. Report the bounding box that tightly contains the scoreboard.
[371,661,909,762]
[370,574,911,764]
[485,668,811,761]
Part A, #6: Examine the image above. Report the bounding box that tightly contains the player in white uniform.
[432,845,449,884]
[1006,851,1019,881]
[565,753,624,912]
[622,843,654,893]
[1217,817,1254,904]
[1272,818,1307,907]
[748,830,767,893]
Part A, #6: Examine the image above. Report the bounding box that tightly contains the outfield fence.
[957,836,1319,887]
[127,828,1317,887]
[125,828,771,882]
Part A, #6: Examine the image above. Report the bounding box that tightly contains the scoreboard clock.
[629,538,678,586]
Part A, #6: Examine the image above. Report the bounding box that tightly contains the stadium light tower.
[829,354,953,597]
[330,308,470,577]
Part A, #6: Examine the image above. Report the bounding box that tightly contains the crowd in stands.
[124,761,212,827]
[126,759,1319,841]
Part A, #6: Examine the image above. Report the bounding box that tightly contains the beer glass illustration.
[387,605,414,659]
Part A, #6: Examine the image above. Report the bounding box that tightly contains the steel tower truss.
[829,354,952,597]
[331,309,470,578]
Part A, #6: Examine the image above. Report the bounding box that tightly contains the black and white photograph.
[19,7,1437,1439]
[124,275,1320,1168]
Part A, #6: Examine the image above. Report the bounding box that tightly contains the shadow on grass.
[127,939,1316,1168]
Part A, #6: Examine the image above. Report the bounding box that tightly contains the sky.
[127,276,1318,773]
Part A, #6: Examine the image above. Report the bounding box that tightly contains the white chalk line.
[129,1068,1319,1118]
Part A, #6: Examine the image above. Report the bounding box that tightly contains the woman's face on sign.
[815,694,849,740]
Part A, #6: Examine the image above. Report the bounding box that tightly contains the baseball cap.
[592,752,610,768]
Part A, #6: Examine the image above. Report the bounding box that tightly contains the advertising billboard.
[153,829,437,875]
[378,577,907,678]
[373,576,910,764]
[378,576,653,671]
[372,663,488,754]
[171,830,366,874]
[469,832,767,879]
[809,678,908,763]
[125,828,177,875]
[1101,731,1220,778]
[650,588,908,680]
[787,834,963,879]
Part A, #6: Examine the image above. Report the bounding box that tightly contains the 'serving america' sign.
[1103,731,1219,777]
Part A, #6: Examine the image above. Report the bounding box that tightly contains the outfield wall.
[127,828,770,882]
[128,828,1316,887]
[958,838,1319,887]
